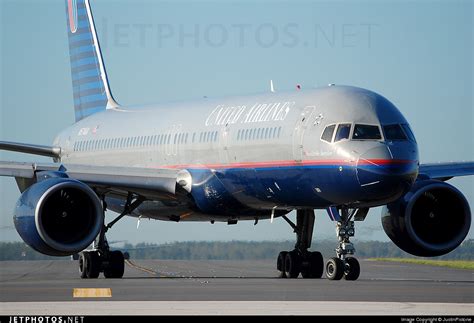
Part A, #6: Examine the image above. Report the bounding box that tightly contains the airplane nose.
[356,144,418,200]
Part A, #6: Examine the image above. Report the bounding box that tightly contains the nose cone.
[356,144,418,202]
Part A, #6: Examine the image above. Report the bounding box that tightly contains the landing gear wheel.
[301,251,324,278]
[284,251,301,278]
[343,257,360,281]
[277,251,288,278]
[104,251,125,278]
[325,257,344,280]
[79,253,87,278]
[80,251,101,279]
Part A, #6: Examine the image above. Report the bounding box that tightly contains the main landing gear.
[325,208,361,281]
[277,208,363,281]
[79,193,143,279]
[277,210,324,279]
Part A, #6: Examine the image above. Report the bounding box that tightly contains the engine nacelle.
[14,177,103,256]
[382,180,471,257]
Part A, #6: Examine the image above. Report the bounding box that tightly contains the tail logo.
[68,0,78,33]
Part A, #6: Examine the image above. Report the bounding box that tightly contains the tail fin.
[65,0,118,122]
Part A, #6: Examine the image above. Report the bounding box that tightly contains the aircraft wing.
[0,161,181,199]
[418,162,474,181]
[0,141,61,158]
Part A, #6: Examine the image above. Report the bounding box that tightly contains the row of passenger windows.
[321,123,416,143]
[72,127,283,152]
[72,130,221,152]
[237,127,282,141]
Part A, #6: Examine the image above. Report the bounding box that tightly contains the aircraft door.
[219,123,231,164]
[292,106,316,161]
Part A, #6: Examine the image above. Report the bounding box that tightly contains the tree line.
[0,239,472,261]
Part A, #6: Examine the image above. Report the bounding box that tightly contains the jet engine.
[13,177,103,256]
[382,180,471,257]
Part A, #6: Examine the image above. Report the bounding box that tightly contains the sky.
[0,0,473,245]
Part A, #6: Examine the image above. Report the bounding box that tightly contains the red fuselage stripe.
[156,159,416,170]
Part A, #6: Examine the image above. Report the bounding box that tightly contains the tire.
[104,251,125,279]
[86,251,101,279]
[301,251,324,279]
[325,257,344,280]
[284,251,301,278]
[79,252,87,279]
[277,251,288,278]
[344,257,360,281]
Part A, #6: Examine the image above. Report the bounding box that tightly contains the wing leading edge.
[0,141,61,158]
[418,162,474,181]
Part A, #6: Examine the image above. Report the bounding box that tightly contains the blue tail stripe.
[69,27,90,37]
[71,63,98,74]
[73,87,104,99]
[76,8,87,15]
[70,50,95,62]
[72,69,101,81]
[70,56,97,68]
[69,38,93,49]
[69,44,95,56]
[76,18,92,30]
[72,75,101,87]
[77,99,108,110]
[73,81,103,91]
[68,32,92,43]
[74,94,107,105]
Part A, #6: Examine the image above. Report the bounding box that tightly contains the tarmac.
[0,259,473,315]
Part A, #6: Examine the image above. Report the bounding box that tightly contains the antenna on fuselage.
[270,80,275,93]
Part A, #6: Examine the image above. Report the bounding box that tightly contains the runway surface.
[1,259,473,315]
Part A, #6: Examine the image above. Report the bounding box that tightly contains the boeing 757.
[1,0,473,280]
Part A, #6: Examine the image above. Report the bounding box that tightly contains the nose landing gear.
[325,208,362,281]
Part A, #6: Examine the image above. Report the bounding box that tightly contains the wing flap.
[419,162,474,181]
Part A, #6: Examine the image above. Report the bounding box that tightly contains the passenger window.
[321,124,336,143]
[353,124,382,140]
[334,124,351,142]
[384,124,407,140]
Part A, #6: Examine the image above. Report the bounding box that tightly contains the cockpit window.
[352,124,382,140]
[334,123,351,142]
[383,124,407,140]
[321,124,336,143]
[401,124,416,142]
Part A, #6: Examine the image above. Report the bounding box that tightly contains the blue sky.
[1,0,472,244]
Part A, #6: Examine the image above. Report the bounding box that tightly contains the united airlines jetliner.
[1,0,473,280]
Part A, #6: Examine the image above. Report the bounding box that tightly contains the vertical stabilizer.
[65,0,118,122]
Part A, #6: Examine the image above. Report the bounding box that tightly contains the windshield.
[384,124,407,140]
[334,124,351,142]
[353,124,382,140]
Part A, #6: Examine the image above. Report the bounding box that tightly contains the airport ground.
[0,259,472,315]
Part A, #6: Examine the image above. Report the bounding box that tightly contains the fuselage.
[54,85,419,222]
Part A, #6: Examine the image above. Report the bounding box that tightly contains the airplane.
[1,0,473,281]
